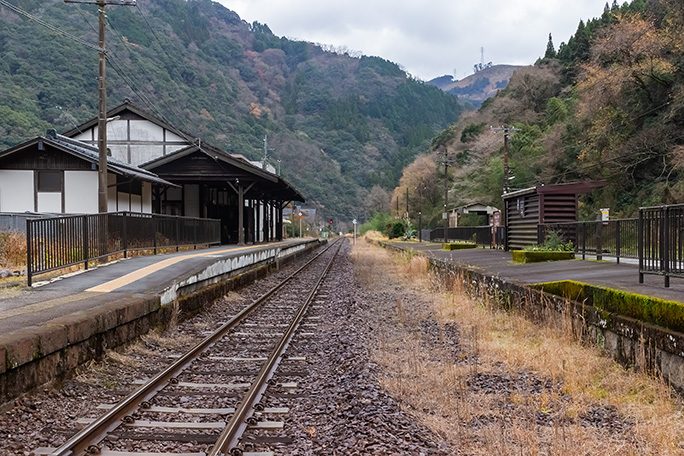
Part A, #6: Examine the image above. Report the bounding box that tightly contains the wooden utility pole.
[491,125,521,194]
[65,0,136,212]
[441,146,453,242]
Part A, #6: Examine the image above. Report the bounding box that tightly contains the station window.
[37,170,62,192]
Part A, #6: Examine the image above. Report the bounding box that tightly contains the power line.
[0,0,99,51]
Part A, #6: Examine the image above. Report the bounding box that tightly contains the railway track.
[35,238,343,456]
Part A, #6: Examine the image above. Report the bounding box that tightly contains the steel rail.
[210,239,344,455]
[48,240,337,456]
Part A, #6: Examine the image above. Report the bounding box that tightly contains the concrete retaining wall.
[383,242,684,393]
[0,240,323,405]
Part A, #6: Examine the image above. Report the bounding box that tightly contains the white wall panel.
[107,119,128,141]
[130,120,164,141]
[37,192,62,213]
[142,182,152,213]
[65,171,98,213]
[130,145,164,166]
[118,192,130,212]
[0,170,34,212]
[109,145,129,163]
[130,195,142,213]
[108,173,117,212]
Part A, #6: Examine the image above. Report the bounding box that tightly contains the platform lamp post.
[441,146,453,243]
[418,211,422,243]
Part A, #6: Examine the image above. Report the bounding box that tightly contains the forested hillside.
[0,0,466,220]
[393,0,684,227]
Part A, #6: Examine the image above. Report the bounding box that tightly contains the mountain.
[396,0,684,223]
[428,65,524,108]
[0,0,467,220]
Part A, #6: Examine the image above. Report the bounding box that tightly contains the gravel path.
[0,241,450,455]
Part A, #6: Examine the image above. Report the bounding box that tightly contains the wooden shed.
[503,181,605,250]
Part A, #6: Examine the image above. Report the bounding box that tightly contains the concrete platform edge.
[381,241,684,393]
[0,239,323,405]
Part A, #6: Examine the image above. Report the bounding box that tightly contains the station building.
[0,100,304,244]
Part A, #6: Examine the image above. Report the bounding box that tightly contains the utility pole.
[491,125,521,194]
[65,0,136,213]
[441,146,454,242]
[262,134,275,170]
[405,187,409,217]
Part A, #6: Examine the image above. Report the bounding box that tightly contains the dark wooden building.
[503,181,605,250]
[141,144,303,245]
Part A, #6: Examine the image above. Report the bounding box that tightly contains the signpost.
[298,211,303,238]
[352,218,357,245]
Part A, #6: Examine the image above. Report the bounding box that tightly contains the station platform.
[0,238,322,404]
[388,241,684,304]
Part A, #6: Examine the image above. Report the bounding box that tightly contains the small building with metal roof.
[502,181,606,250]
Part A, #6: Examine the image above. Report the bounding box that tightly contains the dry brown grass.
[351,239,684,455]
[0,231,26,269]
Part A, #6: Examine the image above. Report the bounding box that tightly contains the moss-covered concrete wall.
[380,242,684,394]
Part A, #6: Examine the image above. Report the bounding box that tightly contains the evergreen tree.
[544,33,557,59]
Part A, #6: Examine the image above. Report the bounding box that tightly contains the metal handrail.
[27,212,221,286]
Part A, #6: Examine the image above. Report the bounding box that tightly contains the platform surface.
[389,241,684,304]
[0,239,313,337]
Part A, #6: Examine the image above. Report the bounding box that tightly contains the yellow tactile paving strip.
[86,243,285,293]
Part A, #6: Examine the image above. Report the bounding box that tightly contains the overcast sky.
[218,0,608,81]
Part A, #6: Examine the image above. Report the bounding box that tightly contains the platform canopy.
[141,143,304,202]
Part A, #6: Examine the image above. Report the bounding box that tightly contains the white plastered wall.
[37,193,61,213]
[65,171,98,213]
[142,182,152,213]
[0,170,34,212]
[107,173,117,212]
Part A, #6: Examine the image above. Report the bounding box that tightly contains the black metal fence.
[639,204,684,287]
[539,219,639,263]
[429,226,495,247]
[27,212,221,286]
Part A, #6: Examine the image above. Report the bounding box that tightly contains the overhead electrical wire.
[0,0,99,52]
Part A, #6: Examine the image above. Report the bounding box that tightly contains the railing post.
[615,220,621,265]
[123,212,128,259]
[26,219,33,287]
[596,221,603,261]
[83,215,89,270]
[638,209,644,283]
[194,218,198,250]
[537,224,543,245]
[176,217,180,252]
[582,222,587,260]
[153,216,158,255]
[664,206,670,287]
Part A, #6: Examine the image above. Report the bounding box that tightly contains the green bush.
[513,250,574,263]
[386,221,405,239]
[360,211,391,235]
[525,230,574,252]
[443,242,477,251]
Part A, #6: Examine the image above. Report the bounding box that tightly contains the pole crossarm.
[490,125,521,194]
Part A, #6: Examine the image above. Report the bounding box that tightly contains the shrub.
[386,221,405,239]
[525,230,574,252]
